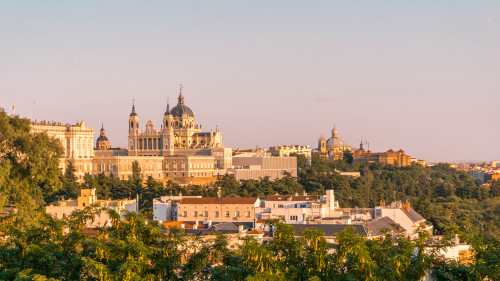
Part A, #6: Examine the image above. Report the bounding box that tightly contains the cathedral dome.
[96,135,109,142]
[170,87,194,118]
[171,104,194,118]
[326,137,345,148]
[325,126,346,149]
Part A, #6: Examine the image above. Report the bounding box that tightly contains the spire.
[100,122,106,136]
[130,99,138,117]
[164,98,171,115]
[178,84,184,105]
[359,141,364,150]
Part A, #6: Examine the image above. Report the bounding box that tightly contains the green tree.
[342,150,354,164]
[0,109,63,223]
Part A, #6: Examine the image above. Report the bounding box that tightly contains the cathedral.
[317,126,352,160]
[315,125,413,166]
[127,86,224,156]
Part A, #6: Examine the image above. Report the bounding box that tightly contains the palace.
[32,87,233,183]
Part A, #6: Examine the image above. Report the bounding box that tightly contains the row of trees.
[1,206,498,280]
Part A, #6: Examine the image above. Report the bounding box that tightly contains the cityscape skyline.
[1,1,499,162]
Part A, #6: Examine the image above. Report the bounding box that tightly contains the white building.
[259,190,339,224]
[153,194,202,221]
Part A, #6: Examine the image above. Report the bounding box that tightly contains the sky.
[1,1,499,162]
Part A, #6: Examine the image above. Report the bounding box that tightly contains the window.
[246,211,250,217]
[235,211,240,217]
[225,211,230,217]
[290,216,298,221]
[204,211,208,217]
[194,211,198,217]
[183,211,187,217]
[278,204,283,208]
[215,211,219,217]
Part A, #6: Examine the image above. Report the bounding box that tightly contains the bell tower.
[128,101,139,155]
[318,136,326,152]
[162,99,175,155]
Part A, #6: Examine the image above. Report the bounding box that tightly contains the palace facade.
[32,87,232,183]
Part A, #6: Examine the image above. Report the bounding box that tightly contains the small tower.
[318,136,326,152]
[96,123,110,150]
[128,101,139,154]
[162,99,175,155]
[129,101,139,135]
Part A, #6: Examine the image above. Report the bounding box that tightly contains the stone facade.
[30,120,94,180]
[227,152,297,180]
[177,197,261,223]
[33,87,233,183]
[353,148,412,166]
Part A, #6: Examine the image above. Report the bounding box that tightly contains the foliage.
[0,110,63,224]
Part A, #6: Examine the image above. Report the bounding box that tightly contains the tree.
[342,150,354,164]
[0,109,63,223]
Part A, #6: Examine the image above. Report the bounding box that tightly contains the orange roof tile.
[247,229,264,235]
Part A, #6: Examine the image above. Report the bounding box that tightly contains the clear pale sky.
[1,1,499,162]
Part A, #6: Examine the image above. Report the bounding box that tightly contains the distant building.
[316,126,352,161]
[411,158,427,166]
[269,145,312,165]
[260,190,339,224]
[32,87,232,184]
[31,120,94,180]
[469,167,500,183]
[177,196,261,224]
[153,194,202,221]
[353,146,412,167]
[45,189,137,227]
[227,152,297,180]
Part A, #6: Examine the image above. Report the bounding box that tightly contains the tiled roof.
[247,229,264,235]
[179,197,258,205]
[267,195,322,202]
[162,221,204,229]
[366,216,406,236]
[404,208,425,223]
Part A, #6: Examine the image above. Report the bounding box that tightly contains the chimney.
[238,225,245,233]
[194,219,199,229]
[405,202,411,212]
[208,219,212,228]
[181,224,185,228]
